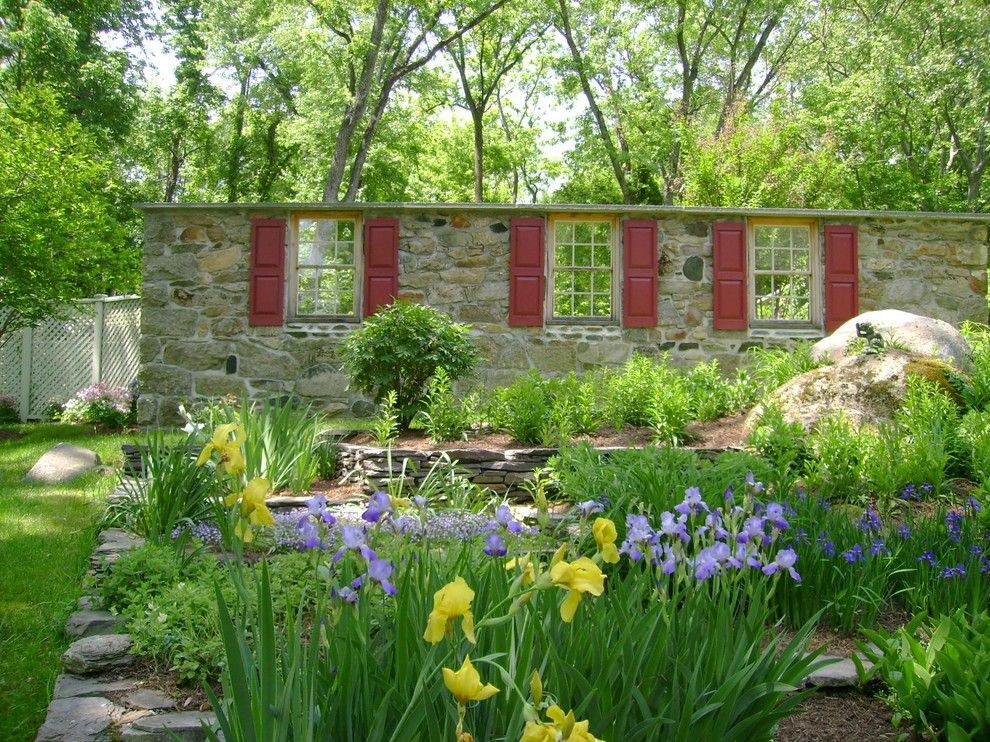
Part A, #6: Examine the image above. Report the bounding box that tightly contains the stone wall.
[138,205,989,426]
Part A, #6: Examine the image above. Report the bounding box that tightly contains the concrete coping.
[133,201,990,223]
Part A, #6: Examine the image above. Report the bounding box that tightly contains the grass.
[0,424,135,740]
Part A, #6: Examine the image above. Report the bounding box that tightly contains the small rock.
[77,596,100,611]
[804,656,870,688]
[54,674,139,699]
[99,528,138,544]
[62,635,135,675]
[24,443,101,484]
[66,611,122,638]
[122,689,177,710]
[36,696,122,741]
[119,711,218,741]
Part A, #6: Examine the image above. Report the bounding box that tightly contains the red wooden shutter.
[248,218,286,326]
[622,219,658,327]
[508,217,545,326]
[712,222,747,330]
[363,218,400,317]
[824,224,859,332]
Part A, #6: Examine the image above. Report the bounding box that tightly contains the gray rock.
[119,711,218,741]
[35,696,121,741]
[62,635,135,675]
[804,656,871,688]
[77,596,100,611]
[744,348,955,432]
[24,444,101,484]
[98,528,139,544]
[121,689,177,710]
[811,309,971,369]
[54,674,139,699]
[66,611,122,638]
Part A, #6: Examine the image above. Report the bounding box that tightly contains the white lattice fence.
[0,295,140,420]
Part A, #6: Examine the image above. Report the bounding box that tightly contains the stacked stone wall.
[138,207,989,426]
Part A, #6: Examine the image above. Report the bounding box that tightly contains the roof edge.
[133,201,990,223]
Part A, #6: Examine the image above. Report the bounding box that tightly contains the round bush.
[340,302,479,425]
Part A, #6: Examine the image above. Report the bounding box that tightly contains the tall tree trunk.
[322,0,390,202]
[471,106,484,202]
[226,70,251,202]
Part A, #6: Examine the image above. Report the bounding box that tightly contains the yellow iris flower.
[547,706,603,742]
[196,423,245,475]
[442,655,499,704]
[549,557,605,623]
[227,477,274,543]
[424,576,476,644]
[530,669,543,704]
[505,553,536,585]
[520,722,559,742]
[592,518,620,564]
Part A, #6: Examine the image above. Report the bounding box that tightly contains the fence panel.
[0,295,141,420]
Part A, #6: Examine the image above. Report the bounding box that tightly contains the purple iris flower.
[966,496,983,513]
[917,550,938,567]
[351,576,364,590]
[495,504,514,526]
[412,495,428,509]
[869,539,890,556]
[737,516,767,545]
[299,520,323,550]
[946,511,964,542]
[367,558,397,595]
[920,482,934,494]
[765,503,789,530]
[723,486,735,503]
[745,470,766,494]
[842,544,865,563]
[652,543,677,574]
[675,487,708,516]
[483,533,507,557]
[762,547,801,581]
[362,491,392,523]
[821,540,836,557]
[896,524,911,540]
[627,514,654,542]
[705,511,730,540]
[338,587,358,604]
[333,524,376,562]
[900,484,918,501]
[858,508,882,533]
[576,499,604,517]
[940,563,966,579]
[659,511,689,542]
[620,540,644,562]
[694,544,729,580]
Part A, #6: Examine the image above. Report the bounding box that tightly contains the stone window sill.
[748,323,824,339]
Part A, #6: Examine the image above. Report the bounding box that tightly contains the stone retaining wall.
[137,204,990,426]
[338,442,735,495]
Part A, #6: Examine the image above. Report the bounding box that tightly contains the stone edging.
[36,523,219,742]
[338,442,739,494]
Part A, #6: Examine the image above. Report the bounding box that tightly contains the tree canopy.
[0,0,987,325]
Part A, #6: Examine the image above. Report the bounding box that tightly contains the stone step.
[53,674,139,699]
[803,655,873,688]
[119,710,219,741]
[66,611,122,639]
[36,696,122,742]
[62,634,135,675]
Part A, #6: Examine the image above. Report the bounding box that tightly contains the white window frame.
[546,214,621,324]
[288,212,363,321]
[748,218,821,327]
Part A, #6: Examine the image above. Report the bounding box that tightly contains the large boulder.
[744,349,956,432]
[811,310,971,370]
[24,443,101,484]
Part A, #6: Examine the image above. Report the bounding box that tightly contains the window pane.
[773,249,792,271]
[337,220,355,241]
[790,227,809,248]
[594,222,610,243]
[336,243,354,264]
[792,249,808,271]
[755,248,772,270]
[574,222,593,243]
[574,244,592,267]
[573,271,592,293]
[555,271,573,294]
[591,270,611,293]
[574,294,592,316]
[554,293,572,316]
[298,220,318,243]
[593,294,611,316]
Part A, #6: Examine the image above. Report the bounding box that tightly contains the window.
[550,218,616,320]
[293,216,359,317]
[750,221,818,323]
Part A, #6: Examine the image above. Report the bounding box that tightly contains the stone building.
[137,203,990,426]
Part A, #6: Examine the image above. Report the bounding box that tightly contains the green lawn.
[0,424,135,740]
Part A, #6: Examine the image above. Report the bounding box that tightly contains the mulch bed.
[347,412,750,452]
[776,689,898,741]
[0,428,25,442]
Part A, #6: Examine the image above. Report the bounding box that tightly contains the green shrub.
[804,413,864,503]
[746,342,824,395]
[859,424,908,507]
[99,544,203,616]
[417,368,478,443]
[646,378,691,445]
[745,403,808,482]
[340,302,479,425]
[601,354,663,428]
[370,390,400,446]
[894,376,960,494]
[0,395,18,423]
[488,371,554,446]
[238,398,323,493]
[684,361,756,421]
[958,409,990,485]
[857,610,990,740]
[956,321,990,411]
[107,431,218,542]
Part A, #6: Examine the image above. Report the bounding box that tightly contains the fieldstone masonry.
[137,204,990,426]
